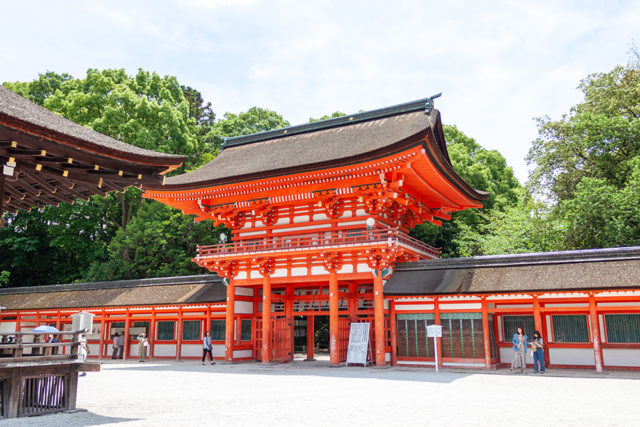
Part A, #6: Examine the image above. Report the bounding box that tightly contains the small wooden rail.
[0,330,100,419]
[196,228,441,259]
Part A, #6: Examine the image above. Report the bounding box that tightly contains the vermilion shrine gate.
[145,97,488,366]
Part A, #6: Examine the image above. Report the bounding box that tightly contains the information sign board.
[345,322,371,367]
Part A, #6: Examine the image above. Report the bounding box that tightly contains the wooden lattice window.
[441,313,485,359]
[605,314,640,343]
[396,313,435,358]
[182,320,201,341]
[241,319,252,341]
[156,321,175,341]
[552,315,589,343]
[210,319,225,341]
[502,315,536,342]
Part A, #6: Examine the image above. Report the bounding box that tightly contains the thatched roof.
[385,247,640,295]
[0,275,225,310]
[0,86,185,166]
[151,98,487,203]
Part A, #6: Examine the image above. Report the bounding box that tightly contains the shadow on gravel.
[100,360,466,384]
[1,411,140,426]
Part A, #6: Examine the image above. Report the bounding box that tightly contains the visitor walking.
[137,332,148,362]
[511,326,528,373]
[531,330,546,374]
[202,331,215,365]
[112,332,120,359]
[117,332,125,359]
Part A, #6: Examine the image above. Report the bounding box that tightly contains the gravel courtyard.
[5,359,639,426]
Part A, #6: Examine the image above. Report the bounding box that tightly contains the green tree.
[411,125,522,257]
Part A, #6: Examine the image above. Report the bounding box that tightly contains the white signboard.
[426,324,442,372]
[345,322,371,367]
[427,324,442,338]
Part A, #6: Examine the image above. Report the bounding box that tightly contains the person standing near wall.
[137,332,148,362]
[531,330,546,374]
[117,332,125,359]
[202,331,214,365]
[511,326,528,373]
[112,332,120,359]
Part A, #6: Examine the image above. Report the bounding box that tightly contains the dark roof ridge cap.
[222,96,437,149]
[0,274,222,295]
[395,246,640,271]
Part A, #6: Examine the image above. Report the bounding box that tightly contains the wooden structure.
[0,247,639,371]
[144,97,488,366]
[0,330,99,418]
[0,86,184,215]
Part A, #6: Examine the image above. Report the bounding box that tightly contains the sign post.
[426,324,442,373]
[346,323,371,367]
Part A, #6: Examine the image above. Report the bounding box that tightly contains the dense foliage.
[2,56,639,287]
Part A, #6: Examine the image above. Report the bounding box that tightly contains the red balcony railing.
[195,228,441,259]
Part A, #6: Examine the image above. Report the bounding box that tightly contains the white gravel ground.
[4,358,639,426]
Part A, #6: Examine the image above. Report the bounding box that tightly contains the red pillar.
[225,279,236,362]
[329,269,340,365]
[373,269,386,367]
[306,315,315,361]
[176,307,183,361]
[589,293,604,373]
[390,299,398,366]
[123,310,130,360]
[262,273,272,364]
[349,282,358,322]
[481,297,491,369]
[149,308,156,360]
[434,297,443,368]
[98,313,106,360]
[533,295,543,334]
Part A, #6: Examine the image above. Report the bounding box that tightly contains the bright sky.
[2,0,639,183]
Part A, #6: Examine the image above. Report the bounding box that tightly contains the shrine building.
[1,94,640,372]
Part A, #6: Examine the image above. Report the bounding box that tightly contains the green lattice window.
[397,313,435,357]
[440,313,485,359]
[156,321,174,341]
[211,319,225,341]
[502,315,535,342]
[552,315,589,343]
[605,314,640,343]
[241,319,252,341]
[182,320,201,341]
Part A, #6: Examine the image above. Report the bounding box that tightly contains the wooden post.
[373,269,385,367]
[390,299,398,366]
[225,279,236,362]
[329,269,339,366]
[434,297,442,368]
[123,310,130,360]
[176,307,183,361]
[533,295,543,333]
[6,367,22,418]
[149,308,156,360]
[15,312,21,331]
[98,312,106,360]
[306,315,315,361]
[262,273,272,364]
[589,293,604,373]
[481,297,491,369]
[67,366,79,410]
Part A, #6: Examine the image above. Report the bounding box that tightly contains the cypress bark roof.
[384,247,640,295]
[152,97,487,203]
[0,275,225,310]
[0,86,185,166]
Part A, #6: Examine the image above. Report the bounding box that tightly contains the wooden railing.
[196,228,441,259]
[0,330,99,419]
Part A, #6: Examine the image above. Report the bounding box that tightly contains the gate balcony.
[195,228,441,262]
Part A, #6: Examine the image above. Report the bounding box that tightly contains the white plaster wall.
[235,287,254,297]
[291,268,307,277]
[154,344,176,357]
[0,321,17,333]
[212,344,225,358]
[338,264,353,274]
[357,263,372,273]
[440,303,481,310]
[310,266,325,276]
[603,349,640,367]
[272,269,288,278]
[234,301,253,314]
[548,348,595,366]
[395,304,434,311]
[181,344,202,357]
[233,350,253,358]
[88,344,99,356]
